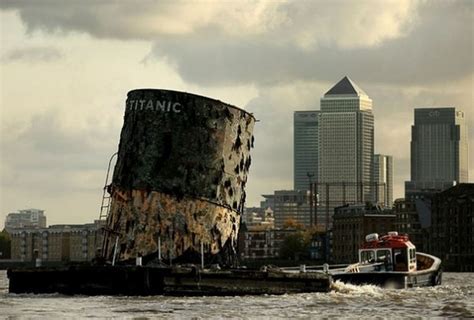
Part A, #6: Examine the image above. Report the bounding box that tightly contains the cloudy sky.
[0,0,472,226]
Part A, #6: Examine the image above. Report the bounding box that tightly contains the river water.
[0,271,472,319]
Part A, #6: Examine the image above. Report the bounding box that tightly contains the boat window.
[360,250,375,263]
[393,248,408,271]
[409,248,416,264]
[376,249,391,263]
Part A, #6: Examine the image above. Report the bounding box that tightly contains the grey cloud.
[18,112,90,155]
[3,1,470,86]
[3,47,62,62]
[244,83,326,204]
[0,0,415,44]
[150,1,472,87]
[1,1,226,40]
[1,110,121,193]
[2,2,116,39]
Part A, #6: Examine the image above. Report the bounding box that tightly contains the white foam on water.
[331,280,384,297]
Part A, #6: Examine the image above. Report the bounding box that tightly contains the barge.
[7,265,332,295]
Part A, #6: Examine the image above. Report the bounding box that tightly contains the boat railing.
[279,262,385,274]
[280,264,349,270]
[279,264,349,272]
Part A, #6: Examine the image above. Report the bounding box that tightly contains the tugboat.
[331,232,442,288]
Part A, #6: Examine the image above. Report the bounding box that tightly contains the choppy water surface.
[0,271,472,319]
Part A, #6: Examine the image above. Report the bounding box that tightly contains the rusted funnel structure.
[102,89,255,266]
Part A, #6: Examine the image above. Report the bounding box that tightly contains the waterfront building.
[262,190,311,228]
[374,154,393,208]
[309,231,331,261]
[405,107,469,199]
[294,111,320,191]
[9,222,101,262]
[332,204,395,263]
[318,76,375,226]
[5,209,47,231]
[259,195,274,211]
[243,207,275,230]
[241,228,298,260]
[393,198,428,252]
[430,183,474,271]
[242,207,260,225]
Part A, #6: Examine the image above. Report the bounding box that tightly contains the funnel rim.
[127,88,256,120]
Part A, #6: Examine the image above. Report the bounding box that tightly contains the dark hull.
[333,269,442,289]
[7,266,332,296]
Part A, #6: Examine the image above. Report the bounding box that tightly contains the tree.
[282,218,305,230]
[279,231,310,260]
[0,229,11,259]
[279,224,328,260]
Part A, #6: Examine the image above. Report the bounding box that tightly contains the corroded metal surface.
[106,189,240,261]
[103,89,255,264]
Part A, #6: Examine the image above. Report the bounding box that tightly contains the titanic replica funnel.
[102,89,255,266]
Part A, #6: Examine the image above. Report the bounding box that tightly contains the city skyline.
[1,1,473,226]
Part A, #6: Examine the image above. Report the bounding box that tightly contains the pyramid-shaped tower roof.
[324,76,368,97]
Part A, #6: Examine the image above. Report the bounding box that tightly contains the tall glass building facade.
[293,111,319,191]
[405,107,468,199]
[374,154,393,208]
[318,77,375,226]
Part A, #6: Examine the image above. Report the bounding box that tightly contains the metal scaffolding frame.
[307,181,387,232]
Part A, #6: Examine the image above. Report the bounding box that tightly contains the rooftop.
[437,183,474,197]
[324,76,368,97]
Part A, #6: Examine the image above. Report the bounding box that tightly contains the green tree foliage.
[280,231,310,260]
[0,229,11,259]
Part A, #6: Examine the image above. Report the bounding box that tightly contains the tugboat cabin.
[332,231,442,288]
[359,232,417,272]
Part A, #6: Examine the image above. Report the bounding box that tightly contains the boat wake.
[331,280,383,296]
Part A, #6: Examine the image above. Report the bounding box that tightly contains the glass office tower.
[318,76,375,226]
[374,154,393,208]
[294,111,319,191]
[405,107,468,199]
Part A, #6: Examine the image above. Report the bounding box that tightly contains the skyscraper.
[405,107,468,199]
[374,154,393,208]
[318,76,374,226]
[294,111,319,190]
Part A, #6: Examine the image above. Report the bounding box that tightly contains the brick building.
[332,204,396,263]
[241,228,298,259]
[430,184,474,271]
[393,198,427,252]
[9,222,101,262]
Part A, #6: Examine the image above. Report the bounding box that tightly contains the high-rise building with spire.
[317,76,375,226]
